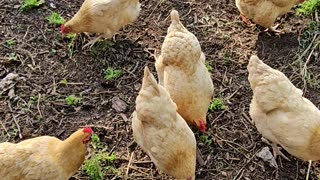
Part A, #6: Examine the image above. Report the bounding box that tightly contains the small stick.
[306,160,312,180]
[196,146,205,166]
[37,93,43,118]
[7,101,22,139]
[0,121,10,137]
[126,152,134,177]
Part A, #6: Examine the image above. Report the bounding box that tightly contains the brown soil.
[1,0,319,179]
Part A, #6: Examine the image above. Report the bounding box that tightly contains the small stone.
[112,97,128,112]
[221,171,227,177]
[49,2,56,8]
[256,147,277,168]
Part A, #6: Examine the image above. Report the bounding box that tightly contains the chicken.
[61,0,141,48]
[248,55,320,164]
[155,10,214,132]
[132,66,196,180]
[235,0,305,33]
[0,127,93,179]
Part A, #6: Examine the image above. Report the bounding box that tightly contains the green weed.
[66,33,76,39]
[209,98,227,111]
[104,68,121,80]
[46,12,65,25]
[6,40,16,46]
[65,95,81,107]
[83,133,119,180]
[9,53,18,61]
[59,79,68,86]
[20,0,45,12]
[296,0,320,16]
[199,134,212,146]
[205,62,213,72]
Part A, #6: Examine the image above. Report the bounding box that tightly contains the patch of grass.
[6,40,16,46]
[9,53,18,61]
[83,133,119,180]
[29,95,38,105]
[104,68,121,80]
[209,98,227,111]
[90,41,115,59]
[205,62,213,72]
[20,0,45,12]
[46,12,65,25]
[65,95,81,107]
[199,134,212,146]
[296,0,320,16]
[66,33,76,39]
[59,79,68,86]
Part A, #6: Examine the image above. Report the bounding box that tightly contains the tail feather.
[135,66,177,123]
[170,10,180,25]
[140,66,160,97]
[167,9,187,33]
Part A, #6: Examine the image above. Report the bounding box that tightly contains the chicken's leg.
[271,143,290,161]
[264,24,284,34]
[82,35,103,49]
[261,137,290,161]
[240,14,255,27]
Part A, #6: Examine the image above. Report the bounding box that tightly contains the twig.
[128,166,149,176]
[7,101,22,139]
[241,112,253,124]
[196,145,205,166]
[306,160,312,180]
[126,152,134,177]
[233,152,257,180]
[37,93,43,118]
[0,121,10,137]
[82,125,112,131]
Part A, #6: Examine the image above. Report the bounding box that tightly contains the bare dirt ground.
[1,0,320,179]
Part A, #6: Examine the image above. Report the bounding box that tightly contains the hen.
[132,66,196,180]
[235,0,305,33]
[0,128,93,180]
[248,55,320,163]
[155,10,214,132]
[61,0,141,48]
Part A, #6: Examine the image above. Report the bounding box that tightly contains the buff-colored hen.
[0,128,93,180]
[235,0,305,33]
[248,55,320,163]
[155,10,214,132]
[132,66,196,180]
[61,0,140,48]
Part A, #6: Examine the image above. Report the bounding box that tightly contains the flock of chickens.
[0,0,317,179]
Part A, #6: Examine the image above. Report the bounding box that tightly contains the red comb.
[199,120,206,133]
[83,127,93,134]
[60,24,65,33]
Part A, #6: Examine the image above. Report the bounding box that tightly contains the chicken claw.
[261,137,290,161]
[271,143,290,161]
[240,14,255,27]
[264,24,284,34]
[82,35,103,49]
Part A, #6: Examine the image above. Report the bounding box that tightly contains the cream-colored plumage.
[235,0,301,32]
[62,0,140,47]
[132,66,196,180]
[155,10,214,131]
[248,55,320,161]
[0,128,92,180]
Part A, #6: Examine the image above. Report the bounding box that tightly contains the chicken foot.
[261,137,290,161]
[264,24,284,34]
[82,35,103,49]
[240,14,255,27]
[271,143,290,161]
